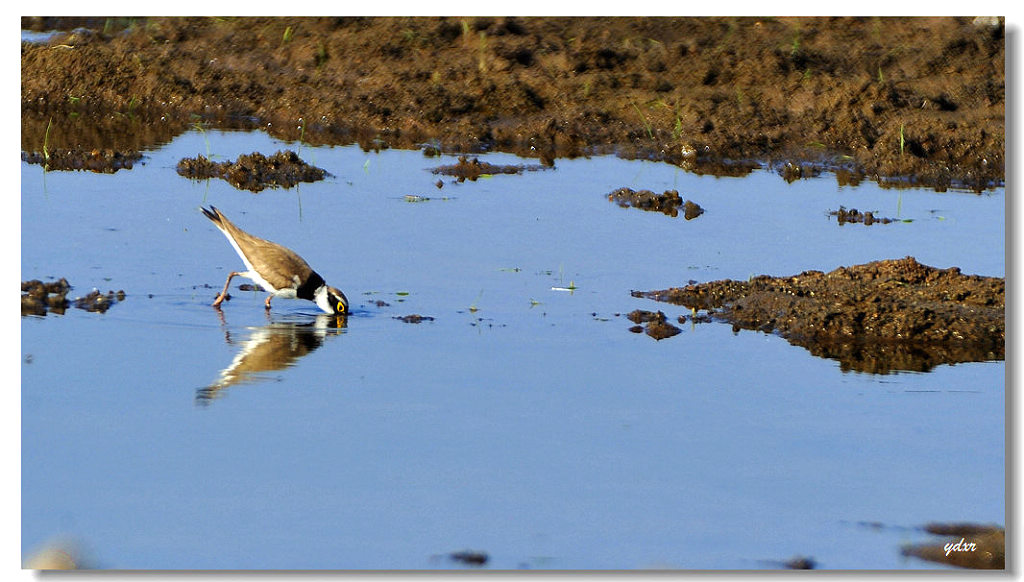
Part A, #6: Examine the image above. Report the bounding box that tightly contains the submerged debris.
[432,155,550,182]
[176,150,328,192]
[607,187,704,219]
[22,279,125,316]
[634,257,1003,373]
[22,148,143,173]
[829,206,895,225]
[902,523,1004,569]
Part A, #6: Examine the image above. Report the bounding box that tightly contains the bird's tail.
[200,205,224,226]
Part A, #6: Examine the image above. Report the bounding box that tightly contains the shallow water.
[21,129,1004,569]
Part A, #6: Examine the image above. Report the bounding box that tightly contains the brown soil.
[176,150,328,192]
[21,17,1004,191]
[634,257,1004,373]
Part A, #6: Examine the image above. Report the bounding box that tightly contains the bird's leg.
[264,295,273,310]
[212,272,242,307]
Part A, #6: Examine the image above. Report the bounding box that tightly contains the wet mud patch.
[22,278,125,316]
[176,150,328,192]
[431,155,551,182]
[828,206,896,225]
[902,523,1004,569]
[608,188,704,219]
[626,309,682,340]
[634,257,1003,373]
[21,148,142,173]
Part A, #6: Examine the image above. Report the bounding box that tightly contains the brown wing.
[203,206,314,290]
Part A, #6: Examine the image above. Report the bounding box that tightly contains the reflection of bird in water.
[201,206,349,315]
[198,314,346,404]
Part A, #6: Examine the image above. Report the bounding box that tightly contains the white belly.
[242,270,297,298]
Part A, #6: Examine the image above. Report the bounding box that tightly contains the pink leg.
[264,295,272,310]
[212,271,242,307]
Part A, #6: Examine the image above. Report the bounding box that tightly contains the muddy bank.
[21,17,1004,191]
[634,257,1003,373]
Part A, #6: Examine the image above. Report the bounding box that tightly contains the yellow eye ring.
[337,302,346,313]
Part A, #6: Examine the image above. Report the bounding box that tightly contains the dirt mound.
[177,150,328,192]
[634,257,1004,373]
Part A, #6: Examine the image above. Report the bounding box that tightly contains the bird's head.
[326,286,349,315]
[314,284,349,315]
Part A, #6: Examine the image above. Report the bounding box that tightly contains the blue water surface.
[21,129,1004,569]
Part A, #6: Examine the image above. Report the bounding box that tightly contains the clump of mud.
[22,278,125,316]
[902,523,1004,569]
[777,161,823,182]
[781,556,817,570]
[74,289,127,313]
[447,550,488,567]
[176,150,328,192]
[829,206,895,225]
[626,309,682,340]
[431,155,550,182]
[21,278,71,316]
[634,257,1003,373]
[21,148,142,173]
[608,187,704,219]
[395,314,435,323]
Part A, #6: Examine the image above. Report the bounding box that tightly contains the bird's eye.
[337,302,346,313]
